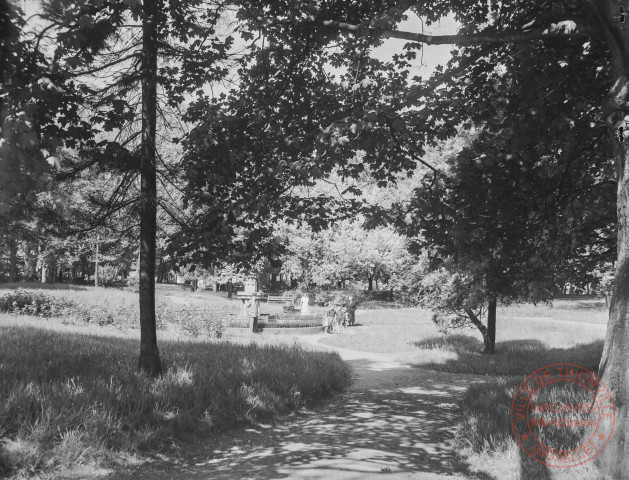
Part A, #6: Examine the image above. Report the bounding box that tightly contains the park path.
[106,334,490,480]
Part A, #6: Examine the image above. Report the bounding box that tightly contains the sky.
[371,12,459,78]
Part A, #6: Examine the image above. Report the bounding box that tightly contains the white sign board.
[244,277,257,293]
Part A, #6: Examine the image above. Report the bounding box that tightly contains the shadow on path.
[108,336,494,480]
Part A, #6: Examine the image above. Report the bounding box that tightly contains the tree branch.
[316,19,600,45]
[464,307,488,335]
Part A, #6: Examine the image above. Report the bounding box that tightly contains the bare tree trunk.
[157,257,164,283]
[8,237,17,282]
[367,275,373,291]
[487,298,497,352]
[39,244,46,283]
[137,0,161,377]
[598,129,629,476]
[21,241,29,281]
[94,236,99,288]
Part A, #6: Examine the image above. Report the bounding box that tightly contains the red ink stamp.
[510,363,615,468]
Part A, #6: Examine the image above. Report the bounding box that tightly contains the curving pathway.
[106,333,491,480]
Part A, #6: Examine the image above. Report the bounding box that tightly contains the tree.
[39,0,238,375]
[396,126,615,353]
[275,219,410,290]
[1,0,98,285]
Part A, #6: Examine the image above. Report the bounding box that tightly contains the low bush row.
[0,289,238,337]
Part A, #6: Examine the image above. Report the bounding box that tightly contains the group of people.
[322,296,358,334]
[296,293,358,334]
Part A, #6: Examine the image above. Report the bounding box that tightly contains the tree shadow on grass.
[408,336,606,480]
[409,335,604,377]
[111,356,496,480]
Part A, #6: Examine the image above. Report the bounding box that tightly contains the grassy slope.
[0,284,351,479]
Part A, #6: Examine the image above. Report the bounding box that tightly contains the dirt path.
[105,334,490,480]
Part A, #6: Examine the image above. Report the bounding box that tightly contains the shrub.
[125,276,139,293]
[0,289,76,318]
[0,288,162,330]
[167,307,230,338]
[98,265,121,287]
[262,319,323,328]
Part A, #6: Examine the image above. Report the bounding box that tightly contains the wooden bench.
[267,295,286,304]
[268,293,296,312]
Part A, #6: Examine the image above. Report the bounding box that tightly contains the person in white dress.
[300,293,310,315]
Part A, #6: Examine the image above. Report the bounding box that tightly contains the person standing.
[346,295,358,326]
[300,293,310,315]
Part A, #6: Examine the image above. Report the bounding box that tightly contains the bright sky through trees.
[371,12,457,77]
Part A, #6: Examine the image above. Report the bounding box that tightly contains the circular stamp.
[510,363,615,468]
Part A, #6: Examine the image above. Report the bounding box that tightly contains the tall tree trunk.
[39,244,46,283]
[94,236,99,288]
[8,237,17,282]
[487,298,497,352]
[157,257,164,283]
[598,118,629,476]
[21,241,29,281]
[591,2,629,476]
[137,0,161,377]
[367,275,373,291]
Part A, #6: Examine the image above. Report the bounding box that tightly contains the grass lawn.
[0,284,611,479]
[319,300,607,371]
[320,298,608,479]
[0,283,352,479]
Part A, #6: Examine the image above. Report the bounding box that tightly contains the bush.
[0,288,166,329]
[0,327,352,478]
[168,307,230,338]
[125,276,139,293]
[0,289,76,318]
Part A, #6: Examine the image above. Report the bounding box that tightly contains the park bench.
[267,292,296,312]
[267,295,286,304]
